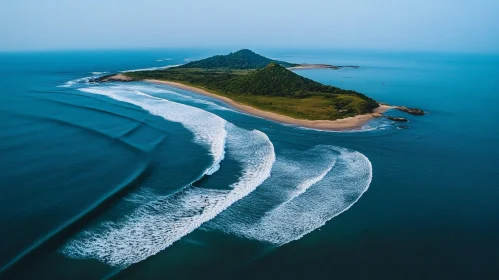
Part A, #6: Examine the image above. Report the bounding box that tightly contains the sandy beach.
[145,79,393,131]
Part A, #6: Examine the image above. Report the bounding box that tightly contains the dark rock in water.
[95,74,134,83]
[386,116,408,122]
[399,125,410,129]
[287,64,360,70]
[397,106,425,115]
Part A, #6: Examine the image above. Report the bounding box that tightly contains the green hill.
[225,62,333,96]
[177,49,297,69]
[223,63,378,115]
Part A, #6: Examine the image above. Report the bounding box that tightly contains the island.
[98,49,422,130]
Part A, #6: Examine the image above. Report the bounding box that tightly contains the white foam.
[106,84,182,97]
[79,85,227,175]
[286,158,336,203]
[91,71,108,75]
[59,63,184,88]
[58,72,110,88]
[293,115,395,133]
[61,123,275,267]
[137,83,234,111]
[105,83,233,112]
[58,75,97,88]
[123,188,157,204]
[207,146,372,245]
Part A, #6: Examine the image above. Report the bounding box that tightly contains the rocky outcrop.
[396,106,425,115]
[287,64,360,70]
[386,116,408,122]
[95,74,134,83]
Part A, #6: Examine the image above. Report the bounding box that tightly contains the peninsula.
[100,49,402,130]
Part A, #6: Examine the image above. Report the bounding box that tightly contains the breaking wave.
[206,146,372,245]
[58,75,99,88]
[58,64,181,88]
[286,158,336,203]
[57,82,373,269]
[61,123,275,267]
[79,85,227,176]
[0,162,152,276]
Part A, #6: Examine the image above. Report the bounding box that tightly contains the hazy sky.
[1,0,498,52]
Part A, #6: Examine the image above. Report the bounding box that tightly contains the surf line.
[80,86,229,178]
[0,162,154,278]
[61,125,275,267]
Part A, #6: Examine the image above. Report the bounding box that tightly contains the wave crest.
[207,146,372,245]
[79,86,227,176]
[61,124,275,267]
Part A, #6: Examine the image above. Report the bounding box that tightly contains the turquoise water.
[0,50,498,279]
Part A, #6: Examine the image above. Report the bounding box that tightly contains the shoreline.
[145,79,393,131]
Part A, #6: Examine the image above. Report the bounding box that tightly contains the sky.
[1,0,498,52]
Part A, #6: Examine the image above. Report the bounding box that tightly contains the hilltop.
[178,49,298,69]
[226,62,326,96]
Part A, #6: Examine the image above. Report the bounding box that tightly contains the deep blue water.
[0,49,498,279]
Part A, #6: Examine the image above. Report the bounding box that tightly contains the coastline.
[145,79,393,131]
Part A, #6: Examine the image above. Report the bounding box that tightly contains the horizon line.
[1,46,498,56]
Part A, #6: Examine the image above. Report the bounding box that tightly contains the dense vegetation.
[177,49,297,69]
[125,50,379,120]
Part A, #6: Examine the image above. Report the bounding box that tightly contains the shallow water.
[0,49,497,279]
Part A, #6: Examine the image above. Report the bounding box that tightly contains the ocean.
[0,49,498,279]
